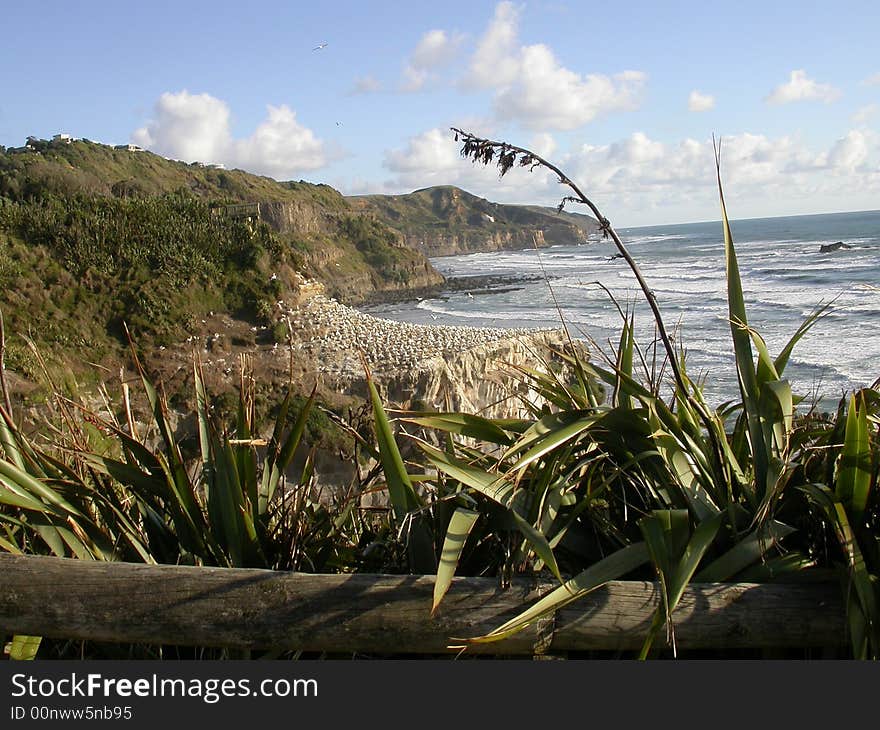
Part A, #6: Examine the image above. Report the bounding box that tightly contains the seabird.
[313,42,328,51]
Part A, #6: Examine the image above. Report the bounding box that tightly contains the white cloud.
[494,47,645,130]
[232,105,326,178]
[382,126,557,196]
[350,75,382,94]
[132,90,326,178]
[826,130,873,173]
[765,70,841,105]
[411,29,461,69]
[863,72,880,86]
[462,2,645,130]
[688,90,715,112]
[401,66,429,93]
[401,29,463,91]
[376,126,880,225]
[132,90,231,164]
[529,132,556,159]
[852,103,879,126]
[465,1,522,89]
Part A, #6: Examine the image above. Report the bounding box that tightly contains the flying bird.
[313,41,328,51]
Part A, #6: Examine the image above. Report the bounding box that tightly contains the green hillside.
[0,137,442,378]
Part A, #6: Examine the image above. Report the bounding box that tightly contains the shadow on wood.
[0,553,847,654]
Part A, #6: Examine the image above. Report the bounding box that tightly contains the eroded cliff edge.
[348,185,600,258]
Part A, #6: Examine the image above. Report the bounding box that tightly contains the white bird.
[313,42,328,51]
[466,292,474,299]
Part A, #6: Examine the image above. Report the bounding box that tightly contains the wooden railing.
[217,203,260,219]
[0,554,846,654]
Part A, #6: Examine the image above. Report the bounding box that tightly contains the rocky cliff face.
[306,328,587,494]
[257,200,328,236]
[254,200,445,303]
[381,329,580,418]
[319,328,584,419]
[349,185,600,259]
[398,228,548,257]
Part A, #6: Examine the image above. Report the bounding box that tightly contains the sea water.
[363,210,880,411]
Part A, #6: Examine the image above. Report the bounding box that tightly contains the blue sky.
[2,0,879,225]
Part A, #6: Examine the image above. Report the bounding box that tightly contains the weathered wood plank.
[0,554,846,653]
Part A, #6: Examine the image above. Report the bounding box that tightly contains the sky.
[1,0,879,226]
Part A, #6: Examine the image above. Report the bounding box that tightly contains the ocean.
[363,209,880,411]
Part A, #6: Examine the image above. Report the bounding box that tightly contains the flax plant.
[367,131,878,657]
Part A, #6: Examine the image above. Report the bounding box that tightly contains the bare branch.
[448,127,731,478]
[450,127,690,399]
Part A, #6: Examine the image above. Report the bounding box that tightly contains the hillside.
[0,138,442,377]
[348,185,601,257]
[0,137,442,302]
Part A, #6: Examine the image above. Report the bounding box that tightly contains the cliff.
[307,328,588,492]
[348,185,601,257]
[251,200,444,303]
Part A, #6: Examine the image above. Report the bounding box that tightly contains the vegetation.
[1,192,280,350]
[362,131,880,659]
[0,138,441,392]
[1,132,877,660]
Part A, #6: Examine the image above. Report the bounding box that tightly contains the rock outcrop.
[348,185,600,258]
[819,241,852,253]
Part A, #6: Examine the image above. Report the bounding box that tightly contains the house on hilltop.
[114,144,144,152]
[53,133,74,144]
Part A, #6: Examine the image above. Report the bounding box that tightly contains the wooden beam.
[0,554,846,654]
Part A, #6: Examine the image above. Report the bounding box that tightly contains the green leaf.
[463,542,650,644]
[433,507,480,615]
[509,509,564,584]
[506,409,599,468]
[715,146,770,501]
[368,373,421,522]
[613,313,635,410]
[420,443,515,506]
[0,460,85,518]
[7,635,41,661]
[639,510,723,658]
[837,392,872,521]
[405,413,514,446]
[695,520,796,582]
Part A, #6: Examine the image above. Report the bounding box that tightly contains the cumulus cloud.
[765,70,841,105]
[465,2,522,89]
[132,90,231,163]
[132,90,326,178]
[826,130,873,173]
[529,132,557,159]
[382,126,557,196]
[376,125,880,224]
[350,75,382,94]
[401,29,464,91]
[462,2,645,130]
[688,90,715,112]
[852,103,879,126]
